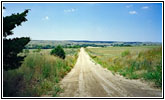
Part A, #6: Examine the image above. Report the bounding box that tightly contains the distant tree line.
[25,44,106,49]
[112,43,161,47]
[25,44,55,49]
[25,42,162,49]
[113,44,132,47]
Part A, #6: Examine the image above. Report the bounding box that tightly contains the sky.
[3,3,162,42]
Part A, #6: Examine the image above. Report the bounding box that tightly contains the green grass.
[3,48,79,97]
[86,46,162,88]
[121,50,130,57]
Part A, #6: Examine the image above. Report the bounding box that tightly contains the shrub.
[50,45,65,59]
[121,50,130,57]
[24,49,29,54]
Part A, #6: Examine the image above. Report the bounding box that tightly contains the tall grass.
[3,48,79,97]
[86,46,162,88]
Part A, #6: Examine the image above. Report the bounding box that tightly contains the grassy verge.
[85,46,162,88]
[3,48,79,97]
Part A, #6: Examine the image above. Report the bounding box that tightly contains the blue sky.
[3,3,162,42]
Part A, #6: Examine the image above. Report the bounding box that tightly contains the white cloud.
[42,16,49,20]
[64,8,77,13]
[126,5,133,8]
[142,6,149,9]
[129,11,137,15]
[45,16,49,20]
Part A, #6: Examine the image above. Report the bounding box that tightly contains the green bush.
[51,45,65,59]
[143,64,162,87]
[121,50,130,57]
[24,49,29,54]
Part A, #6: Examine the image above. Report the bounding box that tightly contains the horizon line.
[30,39,162,43]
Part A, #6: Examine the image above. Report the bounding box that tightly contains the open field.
[85,46,162,88]
[3,48,79,97]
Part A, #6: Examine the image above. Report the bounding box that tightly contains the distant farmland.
[25,40,162,49]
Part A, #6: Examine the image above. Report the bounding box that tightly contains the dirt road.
[59,48,162,97]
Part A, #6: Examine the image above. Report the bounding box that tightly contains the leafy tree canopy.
[50,45,66,59]
[3,9,29,37]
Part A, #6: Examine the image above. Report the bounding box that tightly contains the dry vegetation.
[85,46,162,88]
[3,48,79,97]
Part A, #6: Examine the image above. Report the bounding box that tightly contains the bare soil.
[59,48,162,97]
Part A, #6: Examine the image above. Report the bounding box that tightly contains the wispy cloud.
[45,16,49,20]
[64,8,77,13]
[42,16,49,20]
[142,6,149,9]
[126,5,133,8]
[129,11,137,15]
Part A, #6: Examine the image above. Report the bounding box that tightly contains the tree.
[3,8,30,70]
[50,45,65,59]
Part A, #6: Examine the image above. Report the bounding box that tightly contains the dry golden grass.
[3,48,79,97]
[86,46,162,87]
